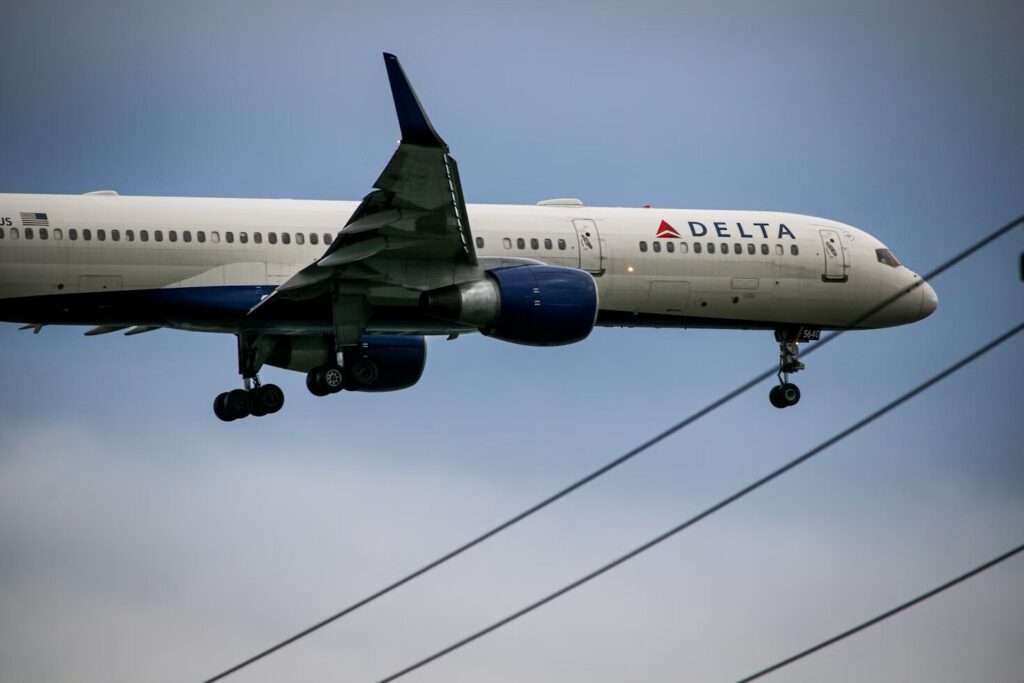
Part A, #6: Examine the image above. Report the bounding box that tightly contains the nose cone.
[919,281,938,319]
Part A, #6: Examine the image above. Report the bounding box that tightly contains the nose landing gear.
[769,327,818,409]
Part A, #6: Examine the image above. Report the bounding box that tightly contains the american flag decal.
[20,212,49,227]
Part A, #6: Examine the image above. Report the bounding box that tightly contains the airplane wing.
[249,53,477,321]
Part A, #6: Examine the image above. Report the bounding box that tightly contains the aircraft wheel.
[780,383,801,407]
[307,369,330,397]
[321,366,345,394]
[214,392,235,421]
[258,384,285,413]
[226,388,252,419]
[349,359,379,388]
[249,393,269,417]
[769,385,787,409]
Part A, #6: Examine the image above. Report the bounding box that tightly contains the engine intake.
[423,265,598,346]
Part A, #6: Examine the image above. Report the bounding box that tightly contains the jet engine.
[422,265,598,346]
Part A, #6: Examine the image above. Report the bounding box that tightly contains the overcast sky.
[1,1,1022,682]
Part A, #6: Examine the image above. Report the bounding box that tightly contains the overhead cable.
[202,214,1023,683]
[736,541,1024,682]
[374,321,1024,682]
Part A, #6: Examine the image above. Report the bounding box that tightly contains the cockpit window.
[876,248,901,268]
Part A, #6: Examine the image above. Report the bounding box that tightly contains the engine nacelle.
[264,334,427,392]
[422,265,598,346]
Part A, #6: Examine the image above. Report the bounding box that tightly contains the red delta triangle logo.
[656,220,680,238]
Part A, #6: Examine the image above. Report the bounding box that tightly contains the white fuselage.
[0,193,935,333]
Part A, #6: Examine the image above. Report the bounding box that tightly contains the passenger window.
[747,243,755,255]
[558,239,567,250]
[96,229,104,241]
[530,238,539,249]
[323,233,332,244]
[140,230,148,242]
[639,241,648,253]
[169,230,177,242]
[708,243,715,254]
[268,233,277,245]
[211,232,220,244]
[281,233,290,245]
[653,241,661,253]
[110,229,119,241]
[254,232,263,244]
[761,243,769,255]
[183,231,192,243]
[544,238,552,250]
[25,228,35,239]
[226,232,234,244]
[125,230,133,242]
[694,242,702,254]
[155,230,163,242]
[680,242,688,253]
[502,237,512,249]
[0,227,5,239]
[791,244,799,256]
[40,228,49,240]
[666,241,675,253]
[517,238,525,249]
[775,244,783,255]
[54,228,63,239]
[475,236,484,248]
[10,228,19,239]
[240,232,248,244]
[69,229,78,240]
[198,231,206,243]
[295,232,304,245]
[310,233,319,246]
[734,243,742,255]
[721,242,729,255]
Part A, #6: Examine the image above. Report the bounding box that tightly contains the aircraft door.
[572,219,603,274]
[819,229,848,282]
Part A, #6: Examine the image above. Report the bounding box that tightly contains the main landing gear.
[213,333,285,422]
[304,357,380,396]
[769,327,818,409]
[306,364,345,396]
[214,381,285,421]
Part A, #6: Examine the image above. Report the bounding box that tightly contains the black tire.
[306,369,330,397]
[249,391,269,417]
[226,388,252,419]
[780,383,801,407]
[213,392,235,421]
[769,385,787,409]
[259,384,285,413]
[350,358,379,387]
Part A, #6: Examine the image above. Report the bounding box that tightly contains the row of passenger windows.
[639,240,799,257]
[0,227,335,246]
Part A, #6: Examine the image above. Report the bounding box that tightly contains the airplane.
[0,53,937,420]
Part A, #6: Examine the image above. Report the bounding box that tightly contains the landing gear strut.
[213,333,285,421]
[769,327,818,409]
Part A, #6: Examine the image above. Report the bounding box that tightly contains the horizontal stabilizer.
[84,325,129,336]
[124,326,160,336]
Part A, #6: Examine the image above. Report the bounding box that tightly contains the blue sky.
[1,1,1022,681]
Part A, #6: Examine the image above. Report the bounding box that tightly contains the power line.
[201,214,1023,683]
[375,321,1024,682]
[736,541,1024,682]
